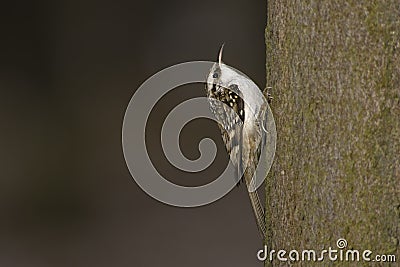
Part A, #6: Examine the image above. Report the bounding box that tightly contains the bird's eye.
[213,73,218,78]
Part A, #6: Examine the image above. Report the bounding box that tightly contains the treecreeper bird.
[205,45,269,238]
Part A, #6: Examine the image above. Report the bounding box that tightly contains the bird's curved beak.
[218,43,225,66]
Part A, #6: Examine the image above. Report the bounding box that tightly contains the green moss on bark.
[265,1,400,266]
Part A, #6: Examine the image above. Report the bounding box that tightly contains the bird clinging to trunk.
[205,45,269,238]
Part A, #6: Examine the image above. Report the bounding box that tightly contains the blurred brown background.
[0,1,267,266]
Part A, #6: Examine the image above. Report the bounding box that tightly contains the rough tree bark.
[265,1,399,266]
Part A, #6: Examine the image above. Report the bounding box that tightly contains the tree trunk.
[265,1,399,266]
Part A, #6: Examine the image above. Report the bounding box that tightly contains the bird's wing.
[207,84,245,184]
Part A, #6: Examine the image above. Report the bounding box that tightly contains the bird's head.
[206,44,241,97]
[206,45,269,127]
